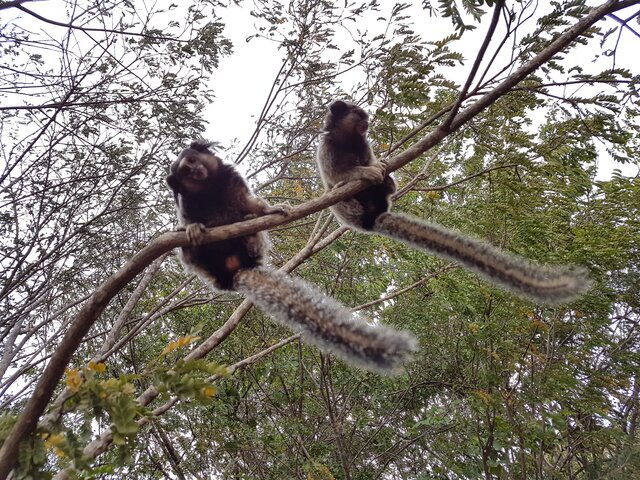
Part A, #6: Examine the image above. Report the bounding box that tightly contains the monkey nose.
[357,121,369,134]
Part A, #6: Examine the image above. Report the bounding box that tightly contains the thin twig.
[442,0,506,130]
[15,4,187,42]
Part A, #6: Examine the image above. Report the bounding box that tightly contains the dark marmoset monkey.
[166,141,283,290]
[167,141,416,373]
[316,100,592,304]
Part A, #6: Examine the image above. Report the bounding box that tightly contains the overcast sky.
[203,1,640,181]
[8,1,639,180]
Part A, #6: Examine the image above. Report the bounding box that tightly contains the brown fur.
[166,141,285,290]
[316,100,396,230]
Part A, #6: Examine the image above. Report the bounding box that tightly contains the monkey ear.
[166,174,181,193]
[329,100,348,116]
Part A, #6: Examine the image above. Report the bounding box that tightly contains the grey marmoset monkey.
[316,100,591,304]
[167,141,416,373]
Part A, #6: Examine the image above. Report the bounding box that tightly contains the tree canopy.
[1,0,639,478]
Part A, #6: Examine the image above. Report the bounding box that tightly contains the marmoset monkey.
[316,100,591,304]
[167,141,416,373]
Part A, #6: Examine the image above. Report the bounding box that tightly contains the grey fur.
[316,100,592,304]
[375,213,592,304]
[234,267,417,373]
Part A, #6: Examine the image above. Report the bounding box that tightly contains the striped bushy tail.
[233,266,417,374]
[374,212,591,304]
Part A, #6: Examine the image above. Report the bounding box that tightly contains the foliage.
[1,0,639,478]
[0,336,225,478]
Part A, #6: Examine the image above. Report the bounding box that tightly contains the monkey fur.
[166,141,280,290]
[167,141,416,373]
[316,100,592,304]
[234,267,416,373]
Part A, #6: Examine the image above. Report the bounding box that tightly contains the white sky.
[6,1,639,180]
[204,1,640,180]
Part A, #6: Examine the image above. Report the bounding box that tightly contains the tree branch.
[0,0,34,11]
[15,4,186,42]
[442,0,506,130]
[0,98,180,111]
[418,163,519,192]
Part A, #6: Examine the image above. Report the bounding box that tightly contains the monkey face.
[167,148,220,195]
[176,152,213,181]
[326,100,369,137]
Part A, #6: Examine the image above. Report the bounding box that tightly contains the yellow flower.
[162,340,179,355]
[201,386,217,398]
[161,335,200,355]
[87,361,106,373]
[65,368,83,392]
[44,433,67,457]
[43,433,64,449]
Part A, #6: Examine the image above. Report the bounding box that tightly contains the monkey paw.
[375,161,388,177]
[265,203,291,216]
[362,164,385,184]
[185,223,207,245]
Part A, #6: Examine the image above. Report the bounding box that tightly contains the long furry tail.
[375,212,592,304]
[233,266,417,374]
